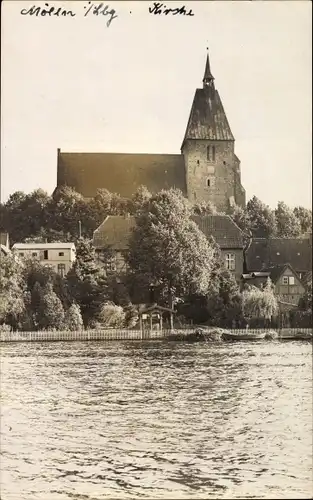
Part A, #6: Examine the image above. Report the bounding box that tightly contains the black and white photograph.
[0,0,312,499]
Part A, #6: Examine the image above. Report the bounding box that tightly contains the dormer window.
[207,145,216,162]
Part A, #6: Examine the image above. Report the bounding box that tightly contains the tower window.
[197,160,200,165]
[207,178,211,187]
[207,145,216,162]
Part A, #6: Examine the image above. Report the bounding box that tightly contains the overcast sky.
[1,0,312,208]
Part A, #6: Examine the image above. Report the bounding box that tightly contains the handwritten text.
[148,2,194,16]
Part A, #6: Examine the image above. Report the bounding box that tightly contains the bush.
[98,302,125,328]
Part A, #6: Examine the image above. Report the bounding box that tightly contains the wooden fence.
[0,327,312,343]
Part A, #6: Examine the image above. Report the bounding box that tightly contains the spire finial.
[203,48,214,87]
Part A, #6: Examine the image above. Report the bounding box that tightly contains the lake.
[0,340,312,499]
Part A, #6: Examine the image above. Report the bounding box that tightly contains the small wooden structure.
[138,303,175,338]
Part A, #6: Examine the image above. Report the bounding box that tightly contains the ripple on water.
[0,340,312,499]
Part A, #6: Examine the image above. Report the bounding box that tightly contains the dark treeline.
[0,186,311,245]
[1,188,311,332]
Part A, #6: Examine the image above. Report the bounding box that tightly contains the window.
[225,253,235,271]
[57,263,66,278]
[289,276,295,285]
[19,252,24,257]
[58,252,64,256]
[197,160,200,165]
[282,276,288,285]
[299,273,302,280]
[44,250,48,260]
[207,178,211,187]
[107,256,117,272]
[32,252,37,257]
[207,145,216,162]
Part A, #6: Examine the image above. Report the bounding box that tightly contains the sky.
[1,0,312,208]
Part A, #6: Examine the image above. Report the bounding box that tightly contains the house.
[192,215,246,282]
[56,51,245,213]
[244,236,312,284]
[93,214,246,281]
[12,242,76,276]
[242,263,306,306]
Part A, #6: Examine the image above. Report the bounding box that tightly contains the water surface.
[1,340,312,499]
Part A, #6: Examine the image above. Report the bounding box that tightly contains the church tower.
[181,51,245,212]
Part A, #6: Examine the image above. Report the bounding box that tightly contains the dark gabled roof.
[245,237,312,273]
[93,214,245,251]
[93,215,136,250]
[139,303,175,314]
[192,215,244,248]
[57,152,187,199]
[182,88,234,146]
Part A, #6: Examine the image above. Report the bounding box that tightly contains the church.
[56,51,246,213]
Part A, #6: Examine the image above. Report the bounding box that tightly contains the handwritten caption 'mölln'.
[20,2,118,27]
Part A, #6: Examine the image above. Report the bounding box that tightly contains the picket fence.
[0,327,312,343]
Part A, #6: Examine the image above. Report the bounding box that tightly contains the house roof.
[57,151,187,199]
[182,87,234,147]
[93,216,136,250]
[191,215,244,248]
[93,214,244,250]
[245,237,312,272]
[139,303,175,314]
[12,243,76,250]
[242,263,304,286]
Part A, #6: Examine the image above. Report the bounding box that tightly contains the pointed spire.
[203,48,214,87]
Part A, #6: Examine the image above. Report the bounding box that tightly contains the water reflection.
[1,341,312,499]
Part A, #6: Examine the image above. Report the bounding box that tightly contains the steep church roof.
[57,152,187,199]
[182,52,234,147]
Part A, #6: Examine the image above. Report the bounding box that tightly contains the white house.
[12,242,76,276]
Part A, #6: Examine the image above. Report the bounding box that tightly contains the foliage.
[97,301,125,328]
[193,200,217,216]
[246,196,277,237]
[64,303,84,331]
[66,239,108,326]
[298,275,312,312]
[124,304,139,328]
[242,278,278,324]
[275,201,301,238]
[35,282,65,330]
[293,206,312,235]
[228,203,251,234]
[127,189,214,307]
[0,254,25,329]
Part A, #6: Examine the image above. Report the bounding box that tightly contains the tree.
[36,282,65,330]
[246,196,277,237]
[131,185,152,214]
[229,203,251,234]
[298,274,312,312]
[242,278,278,327]
[126,189,215,320]
[275,201,301,238]
[67,239,108,326]
[51,186,94,238]
[193,200,217,216]
[64,303,84,331]
[293,206,312,235]
[97,302,125,328]
[0,254,25,329]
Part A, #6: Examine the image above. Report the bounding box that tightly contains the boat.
[277,331,312,341]
[222,331,267,342]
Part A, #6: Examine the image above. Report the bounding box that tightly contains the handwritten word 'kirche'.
[20,3,118,27]
[149,2,194,16]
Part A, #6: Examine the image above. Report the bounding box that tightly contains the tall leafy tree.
[36,282,65,330]
[275,201,302,238]
[67,239,108,326]
[0,254,25,329]
[64,303,84,331]
[246,196,277,237]
[126,189,215,319]
[293,206,312,235]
